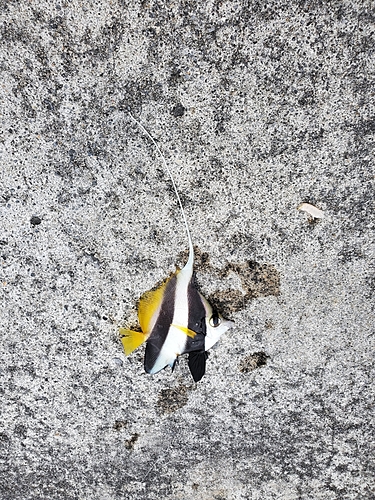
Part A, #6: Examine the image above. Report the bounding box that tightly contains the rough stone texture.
[1,1,374,499]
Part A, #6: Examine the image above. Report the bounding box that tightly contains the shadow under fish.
[120,114,234,382]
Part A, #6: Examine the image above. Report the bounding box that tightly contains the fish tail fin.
[188,351,209,382]
[120,328,147,355]
[129,112,194,270]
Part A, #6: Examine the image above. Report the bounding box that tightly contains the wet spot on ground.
[239,352,269,373]
[157,384,192,414]
[113,420,128,431]
[178,247,280,317]
[125,433,139,450]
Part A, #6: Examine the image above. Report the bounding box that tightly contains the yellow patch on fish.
[138,280,169,334]
[171,324,197,338]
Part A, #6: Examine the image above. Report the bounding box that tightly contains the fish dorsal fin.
[129,113,194,271]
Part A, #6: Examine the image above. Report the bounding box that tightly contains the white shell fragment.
[297,202,324,219]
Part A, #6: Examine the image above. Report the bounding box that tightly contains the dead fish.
[120,114,234,382]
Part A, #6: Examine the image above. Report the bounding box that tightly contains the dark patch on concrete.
[13,424,27,439]
[226,231,257,256]
[306,217,322,227]
[339,244,364,263]
[171,103,185,117]
[239,352,269,373]
[168,67,183,86]
[0,432,10,463]
[211,261,280,317]
[157,385,192,414]
[177,247,280,317]
[209,290,245,318]
[113,420,128,431]
[221,261,280,298]
[353,116,375,137]
[265,319,275,330]
[364,273,375,299]
[213,492,227,500]
[119,78,162,115]
[177,246,211,271]
[30,215,42,226]
[124,433,139,450]
[0,432,10,443]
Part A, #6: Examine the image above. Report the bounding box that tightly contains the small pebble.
[297,203,324,219]
[171,103,185,117]
[30,216,42,226]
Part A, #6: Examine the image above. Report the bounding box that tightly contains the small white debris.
[297,202,324,219]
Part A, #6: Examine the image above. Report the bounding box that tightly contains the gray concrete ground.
[1,1,374,499]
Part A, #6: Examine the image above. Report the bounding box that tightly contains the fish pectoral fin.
[188,351,209,382]
[171,324,197,338]
[119,328,147,356]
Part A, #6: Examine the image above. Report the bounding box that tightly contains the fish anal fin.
[171,324,197,338]
[120,328,148,356]
[188,351,208,382]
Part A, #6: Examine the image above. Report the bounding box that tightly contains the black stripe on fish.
[144,274,177,373]
[187,278,207,336]
[181,278,207,355]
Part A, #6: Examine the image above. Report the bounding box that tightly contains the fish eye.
[209,313,221,328]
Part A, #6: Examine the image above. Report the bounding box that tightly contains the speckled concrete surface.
[1,1,374,499]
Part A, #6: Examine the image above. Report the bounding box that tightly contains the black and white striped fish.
[120,114,234,382]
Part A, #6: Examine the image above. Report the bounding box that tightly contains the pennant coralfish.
[120,114,234,382]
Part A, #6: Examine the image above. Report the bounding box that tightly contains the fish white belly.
[148,325,187,374]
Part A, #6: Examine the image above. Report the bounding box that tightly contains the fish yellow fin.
[138,279,170,333]
[171,324,197,338]
[120,328,148,355]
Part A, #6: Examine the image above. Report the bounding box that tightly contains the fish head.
[204,307,234,351]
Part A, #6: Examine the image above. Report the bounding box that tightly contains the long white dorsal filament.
[128,112,194,268]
